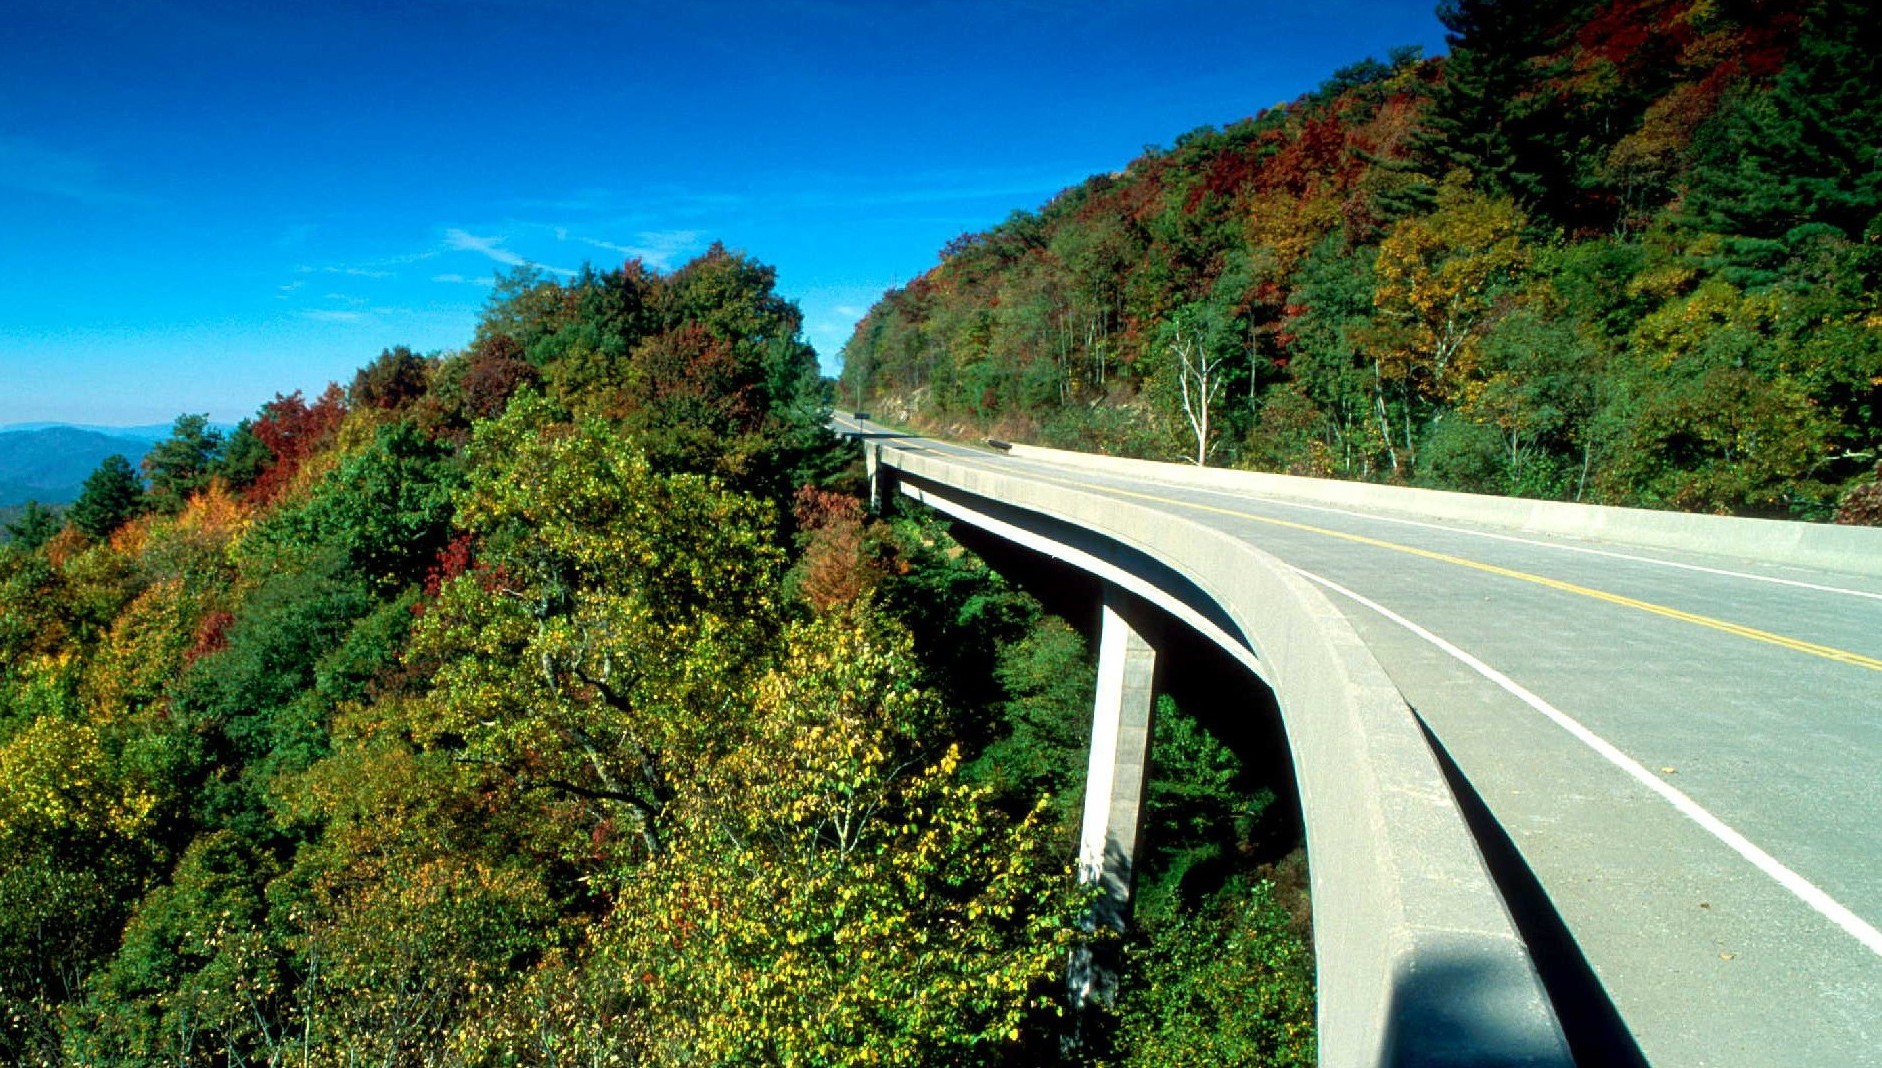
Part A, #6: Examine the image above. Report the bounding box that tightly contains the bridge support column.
[1070,586,1159,1012]
[865,443,895,515]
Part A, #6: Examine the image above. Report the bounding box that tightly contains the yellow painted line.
[1097,480,1882,671]
[899,445,1882,672]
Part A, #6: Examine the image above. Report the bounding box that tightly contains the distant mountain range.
[0,421,181,439]
[0,425,164,506]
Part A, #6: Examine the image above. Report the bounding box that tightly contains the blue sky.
[1,0,1449,426]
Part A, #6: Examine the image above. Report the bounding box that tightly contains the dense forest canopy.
[841,0,1882,521]
[0,239,1311,1065]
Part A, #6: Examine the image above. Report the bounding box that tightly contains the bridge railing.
[1007,442,1882,578]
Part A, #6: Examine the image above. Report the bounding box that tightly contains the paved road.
[847,417,1882,1067]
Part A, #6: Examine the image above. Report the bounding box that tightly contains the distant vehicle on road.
[851,411,870,420]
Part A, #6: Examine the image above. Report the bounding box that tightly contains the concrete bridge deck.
[839,415,1882,1067]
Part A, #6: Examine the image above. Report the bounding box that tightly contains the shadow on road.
[1415,714,1651,1068]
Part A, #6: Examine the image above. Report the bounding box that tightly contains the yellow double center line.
[919,447,1882,673]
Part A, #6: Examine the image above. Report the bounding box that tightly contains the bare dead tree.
[1170,312,1227,466]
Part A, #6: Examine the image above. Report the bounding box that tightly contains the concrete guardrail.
[1007,443,1882,579]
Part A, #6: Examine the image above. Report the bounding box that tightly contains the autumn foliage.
[844,0,1880,518]
[247,385,348,503]
[1,243,1176,1065]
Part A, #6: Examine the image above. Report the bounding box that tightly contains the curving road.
[843,415,1882,1068]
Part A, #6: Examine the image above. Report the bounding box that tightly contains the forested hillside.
[0,244,1311,1065]
[842,0,1882,520]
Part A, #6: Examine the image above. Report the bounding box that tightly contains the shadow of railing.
[1415,715,1649,1068]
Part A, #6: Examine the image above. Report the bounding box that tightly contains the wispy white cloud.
[445,227,575,276]
[432,273,494,286]
[371,249,442,267]
[297,303,427,326]
[0,135,153,207]
[554,227,703,270]
[445,228,529,267]
[289,251,434,294]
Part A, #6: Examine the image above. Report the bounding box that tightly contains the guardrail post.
[1069,586,1160,1013]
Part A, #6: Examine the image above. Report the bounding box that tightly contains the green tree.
[407,398,785,860]
[0,548,75,668]
[636,243,833,491]
[297,854,556,1065]
[351,345,432,410]
[1362,174,1531,475]
[475,266,579,361]
[1407,0,1580,215]
[70,454,146,541]
[3,501,60,551]
[607,607,1077,1067]
[0,712,162,1065]
[1604,280,1834,513]
[71,831,291,1066]
[1114,877,1315,1068]
[1455,305,1604,499]
[967,615,1095,827]
[143,414,224,515]
[248,418,460,589]
[1285,236,1383,477]
[1685,0,1882,283]
[1156,304,1238,466]
[210,419,272,494]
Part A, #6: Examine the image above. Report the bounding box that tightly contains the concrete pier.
[1070,586,1159,1009]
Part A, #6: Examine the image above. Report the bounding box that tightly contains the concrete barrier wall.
[881,443,1572,1068]
[1006,443,1882,579]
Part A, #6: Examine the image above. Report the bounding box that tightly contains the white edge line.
[1293,564,1882,960]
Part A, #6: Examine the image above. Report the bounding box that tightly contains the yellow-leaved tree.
[604,605,1080,1068]
[1363,172,1530,475]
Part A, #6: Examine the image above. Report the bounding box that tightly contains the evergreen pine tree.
[69,454,144,540]
[142,413,224,514]
[210,419,271,493]
[1396,0,1584,218]
[1685,0,1882,280]
[2,501,60,550]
